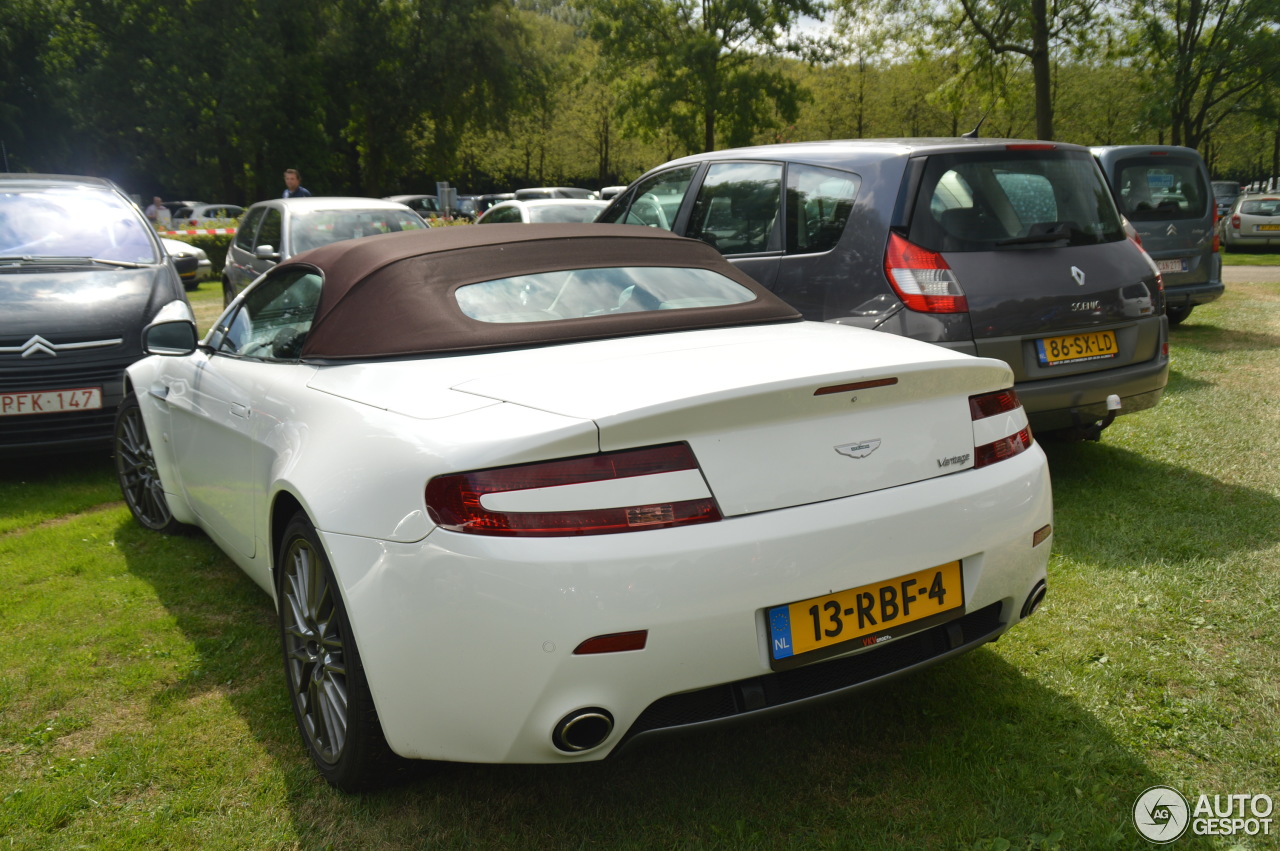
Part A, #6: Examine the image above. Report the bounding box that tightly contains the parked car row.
[0,137,1229,792]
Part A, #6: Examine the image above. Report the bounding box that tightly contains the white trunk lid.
[450,323,1013,517]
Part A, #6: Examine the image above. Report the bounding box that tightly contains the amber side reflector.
[815,377,899,396]
[1032,524,1052,548]
[573,631,649,655]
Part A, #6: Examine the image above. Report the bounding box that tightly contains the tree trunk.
[1031,0,1054,140]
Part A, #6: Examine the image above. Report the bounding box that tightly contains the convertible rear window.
[908,149,1126,252]
[456,266,756,323]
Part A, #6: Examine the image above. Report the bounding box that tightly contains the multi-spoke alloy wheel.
[280,530,349,765]
[114,393,182,533]
[277,513,396,790]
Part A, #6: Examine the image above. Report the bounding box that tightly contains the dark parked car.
[384,194,442,220]
[0,173,192,453]
[1092,145,1224,325]
[600,138,1169,438]
[1212,180,1241,218]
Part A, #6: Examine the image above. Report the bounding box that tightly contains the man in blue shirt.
[283,169,312,198]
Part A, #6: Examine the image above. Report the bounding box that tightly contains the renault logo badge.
[1070,266,1086,286]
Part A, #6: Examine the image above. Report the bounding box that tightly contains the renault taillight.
[425,443,721,537]
[883,232,969,313]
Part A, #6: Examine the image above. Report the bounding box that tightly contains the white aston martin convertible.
[116,224,1053,791]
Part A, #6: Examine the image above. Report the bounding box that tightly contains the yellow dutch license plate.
[767,561,964,669]
[1035,329,1118,366]
[1258,224,1280,232]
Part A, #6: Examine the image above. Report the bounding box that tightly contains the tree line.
[2,0,1277,206]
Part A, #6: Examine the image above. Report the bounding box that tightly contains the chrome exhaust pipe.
[552,708,614,753]
[1021,580,1048,619]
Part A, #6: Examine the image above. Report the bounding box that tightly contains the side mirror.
[143,319,199,356]
[254,244,281,261]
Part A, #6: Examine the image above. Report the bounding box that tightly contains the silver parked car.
[476,198,609,224]
[1219,193,1280,250]
[222,197,426,305]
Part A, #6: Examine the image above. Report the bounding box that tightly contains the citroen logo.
[1166,224,1178,236]
[835,439,881,459]
[0,334,123,358]
[1070,266,1086,286]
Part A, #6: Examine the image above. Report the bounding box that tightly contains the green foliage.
[1122,0,1280,149]
[583,0,821,154]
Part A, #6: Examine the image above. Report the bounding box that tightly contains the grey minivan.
[1092,145,1223,325]
[599,138,1169,438]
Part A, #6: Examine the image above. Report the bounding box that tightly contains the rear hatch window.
[907,148,1125,252]
[1113,155,1210,222]
[902,147,1161,377]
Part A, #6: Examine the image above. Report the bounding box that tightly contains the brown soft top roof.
[289,223,801,359]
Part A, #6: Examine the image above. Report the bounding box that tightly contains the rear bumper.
[319,446,1053,764]
[1164,280,1224,307]
[1017,353,1169,431]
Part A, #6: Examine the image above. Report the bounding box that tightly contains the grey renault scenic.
[598,138,1169,438]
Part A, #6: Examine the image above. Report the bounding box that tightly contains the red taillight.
[883,232,968,313]
[969,389,1033,469]
[1231,214,1241,231]
[969,389,1020,420]
[1212,208,1220,253]
[425,443,721,537]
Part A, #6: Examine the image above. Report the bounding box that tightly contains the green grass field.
[2,280,1277,849]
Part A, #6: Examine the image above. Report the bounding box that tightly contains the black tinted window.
[258,208,283,250]
[909,149,1126,251]
[687,162,782,254]
[786,164,859,254]
[1114,156,1210,221]
[234,207,265,250]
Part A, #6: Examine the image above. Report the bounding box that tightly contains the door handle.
[230,403,250,419]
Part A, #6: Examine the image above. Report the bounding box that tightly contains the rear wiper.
[996,221,1080,246]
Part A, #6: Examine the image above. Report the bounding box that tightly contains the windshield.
[0,185,158,263]
[908,149,1126,252]
[290,209,425,253]
[456,266,757,323]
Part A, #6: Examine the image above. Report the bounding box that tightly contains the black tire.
[277,512,399,791]
[114,393,186,534]
[1166,304,1193,326]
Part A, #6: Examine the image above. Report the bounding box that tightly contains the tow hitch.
[1072,394,1122,441]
